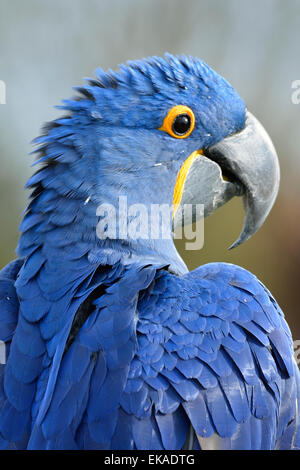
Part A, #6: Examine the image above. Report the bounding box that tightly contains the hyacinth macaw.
[0,54,299,451]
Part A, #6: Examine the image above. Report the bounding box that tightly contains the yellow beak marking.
[172,149,203,219]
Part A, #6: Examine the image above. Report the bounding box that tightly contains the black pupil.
[172,113,191,135]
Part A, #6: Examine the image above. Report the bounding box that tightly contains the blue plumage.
[0,54,299,449]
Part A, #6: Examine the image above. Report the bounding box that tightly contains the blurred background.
[0,0,299,337]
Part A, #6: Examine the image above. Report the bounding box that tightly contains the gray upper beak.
[173,111,280,248]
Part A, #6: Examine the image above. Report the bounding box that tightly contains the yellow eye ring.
[158,105,195,139]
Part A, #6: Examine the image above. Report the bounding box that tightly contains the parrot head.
[22,54,280,272]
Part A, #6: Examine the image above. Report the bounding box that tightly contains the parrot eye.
[159,105,195,139]
[172,114,191,135]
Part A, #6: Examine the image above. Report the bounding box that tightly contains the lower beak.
[173,111,280,248]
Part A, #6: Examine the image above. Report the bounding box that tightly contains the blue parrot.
[0,54,299,450]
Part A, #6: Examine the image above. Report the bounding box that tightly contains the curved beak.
[173,111,280,248]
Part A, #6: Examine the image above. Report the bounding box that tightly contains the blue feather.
[205,385,238,438]
[183,394,214,437]
[155,407,189,449]
[132,414,163,450]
